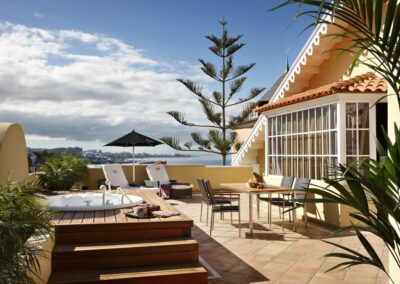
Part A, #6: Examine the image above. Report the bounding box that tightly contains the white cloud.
[0,21,214,147]
[33,12,43,19]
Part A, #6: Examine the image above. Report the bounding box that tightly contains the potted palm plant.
[0,180,53,283]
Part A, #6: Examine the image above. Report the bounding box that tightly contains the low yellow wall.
[28,234,55,284]
[87,164,253,191]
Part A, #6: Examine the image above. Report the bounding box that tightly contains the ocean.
[134,157,231,166]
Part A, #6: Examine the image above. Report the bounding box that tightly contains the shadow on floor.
[192,225,269,284]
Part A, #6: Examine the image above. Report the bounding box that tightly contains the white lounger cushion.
[146,164,171,186]
[171,184,193,190]
[103,164,130,189]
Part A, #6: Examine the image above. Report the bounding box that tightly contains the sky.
[0,0,313,155]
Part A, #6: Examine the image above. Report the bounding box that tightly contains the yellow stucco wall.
[28,235,55,284]
[87,164,253,191]
[0,123,29,185]
[256,148,265,176]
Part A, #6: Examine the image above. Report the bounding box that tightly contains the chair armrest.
[144,180,159,188]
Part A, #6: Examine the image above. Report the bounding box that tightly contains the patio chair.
[257,175,294,219]
[199,179,241,237]
[102,164,139,191]
[271,177,310,230]
[146,164,193,199]
[197,178,231,226]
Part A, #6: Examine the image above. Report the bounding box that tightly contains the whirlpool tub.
[45,192,143,211]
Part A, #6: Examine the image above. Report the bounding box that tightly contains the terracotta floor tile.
[172,196,387,284]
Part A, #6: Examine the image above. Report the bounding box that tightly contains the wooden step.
[48,264,208,284]
[52,239,199,271]
[55,221,193,244]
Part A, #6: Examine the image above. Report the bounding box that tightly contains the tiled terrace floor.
[171,194,389,284]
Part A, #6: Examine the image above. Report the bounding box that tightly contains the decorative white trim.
[232,115,267,166]
[270,14,337,103]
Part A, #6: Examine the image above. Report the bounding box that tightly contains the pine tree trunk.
[221,22,226,166]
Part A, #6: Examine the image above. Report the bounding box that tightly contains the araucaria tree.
[161,19,265,165]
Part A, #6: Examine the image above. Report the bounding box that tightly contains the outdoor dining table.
[220,183,296,235]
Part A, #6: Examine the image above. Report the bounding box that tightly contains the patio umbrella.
[104,129,163,183]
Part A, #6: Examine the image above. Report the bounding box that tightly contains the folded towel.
[152,210,180,218]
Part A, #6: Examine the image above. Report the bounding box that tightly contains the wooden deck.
[48,189,208,283]
[51,190,191,226]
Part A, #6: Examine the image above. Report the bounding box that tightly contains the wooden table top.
[220,183,293,194]
[49,189,191,226]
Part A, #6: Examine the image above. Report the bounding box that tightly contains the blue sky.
[0,0,313,155]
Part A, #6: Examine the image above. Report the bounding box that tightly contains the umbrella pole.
[132,146,135,185]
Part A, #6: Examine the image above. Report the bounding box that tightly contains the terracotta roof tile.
[255,72,387,113]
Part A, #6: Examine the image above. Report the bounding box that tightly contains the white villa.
[233,20,397,180]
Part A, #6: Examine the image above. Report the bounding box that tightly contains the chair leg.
[230,211,233,223]
[206,204,209,226]
[238,209,241,238]
[200,202,203,222]
[210,211,215,236]
[257,197,260,219]
[282,202,285,231]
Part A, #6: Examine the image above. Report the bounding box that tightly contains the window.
[345,102,370,165]
[267,104,338,179]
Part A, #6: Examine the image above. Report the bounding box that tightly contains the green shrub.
[39,153,88,190]
[0,181,53,283]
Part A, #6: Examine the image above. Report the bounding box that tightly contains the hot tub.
[44,192,143,211]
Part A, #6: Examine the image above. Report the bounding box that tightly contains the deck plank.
[82,211,95,224]
[94,210,106,223]
[70,211,85,224]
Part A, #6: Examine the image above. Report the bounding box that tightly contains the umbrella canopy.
[104,129,163,184]
[104,129,163,147]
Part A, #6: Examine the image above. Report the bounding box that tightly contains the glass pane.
[316,157,322,179]
[323,132,329,155]
[316,133,322,155]
[268,157,273,173]
[277,137,282,155]
[330,104,337,129]
[331,131,337,155]
[310,157,316,179]
[268,118,272,136]
[298,135,304,155]
[283,136,286,154]
[330,157,338,178]
[277,116,282,135]
[282,115,287,135]
[287,136,291,154]
[346,130,357,155]
[304,157,309,179]
[358,103,369,128]
[298,111,303,133]
[293,157,298,177]
[298,157,304,178]
[310,133,315,155]
[310,109,316,131]
[323,157,329,178]
[304,134,309,155]
[268,138,272,155]
[292,113,297,133]
[359,130,370,155]
[346,157,357,167]
[323,106,329,130]
[303,110,309,132]
[283,157,287,176]
[346,103,357,128]
[316,108,322,131]
[292,135,297,155]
